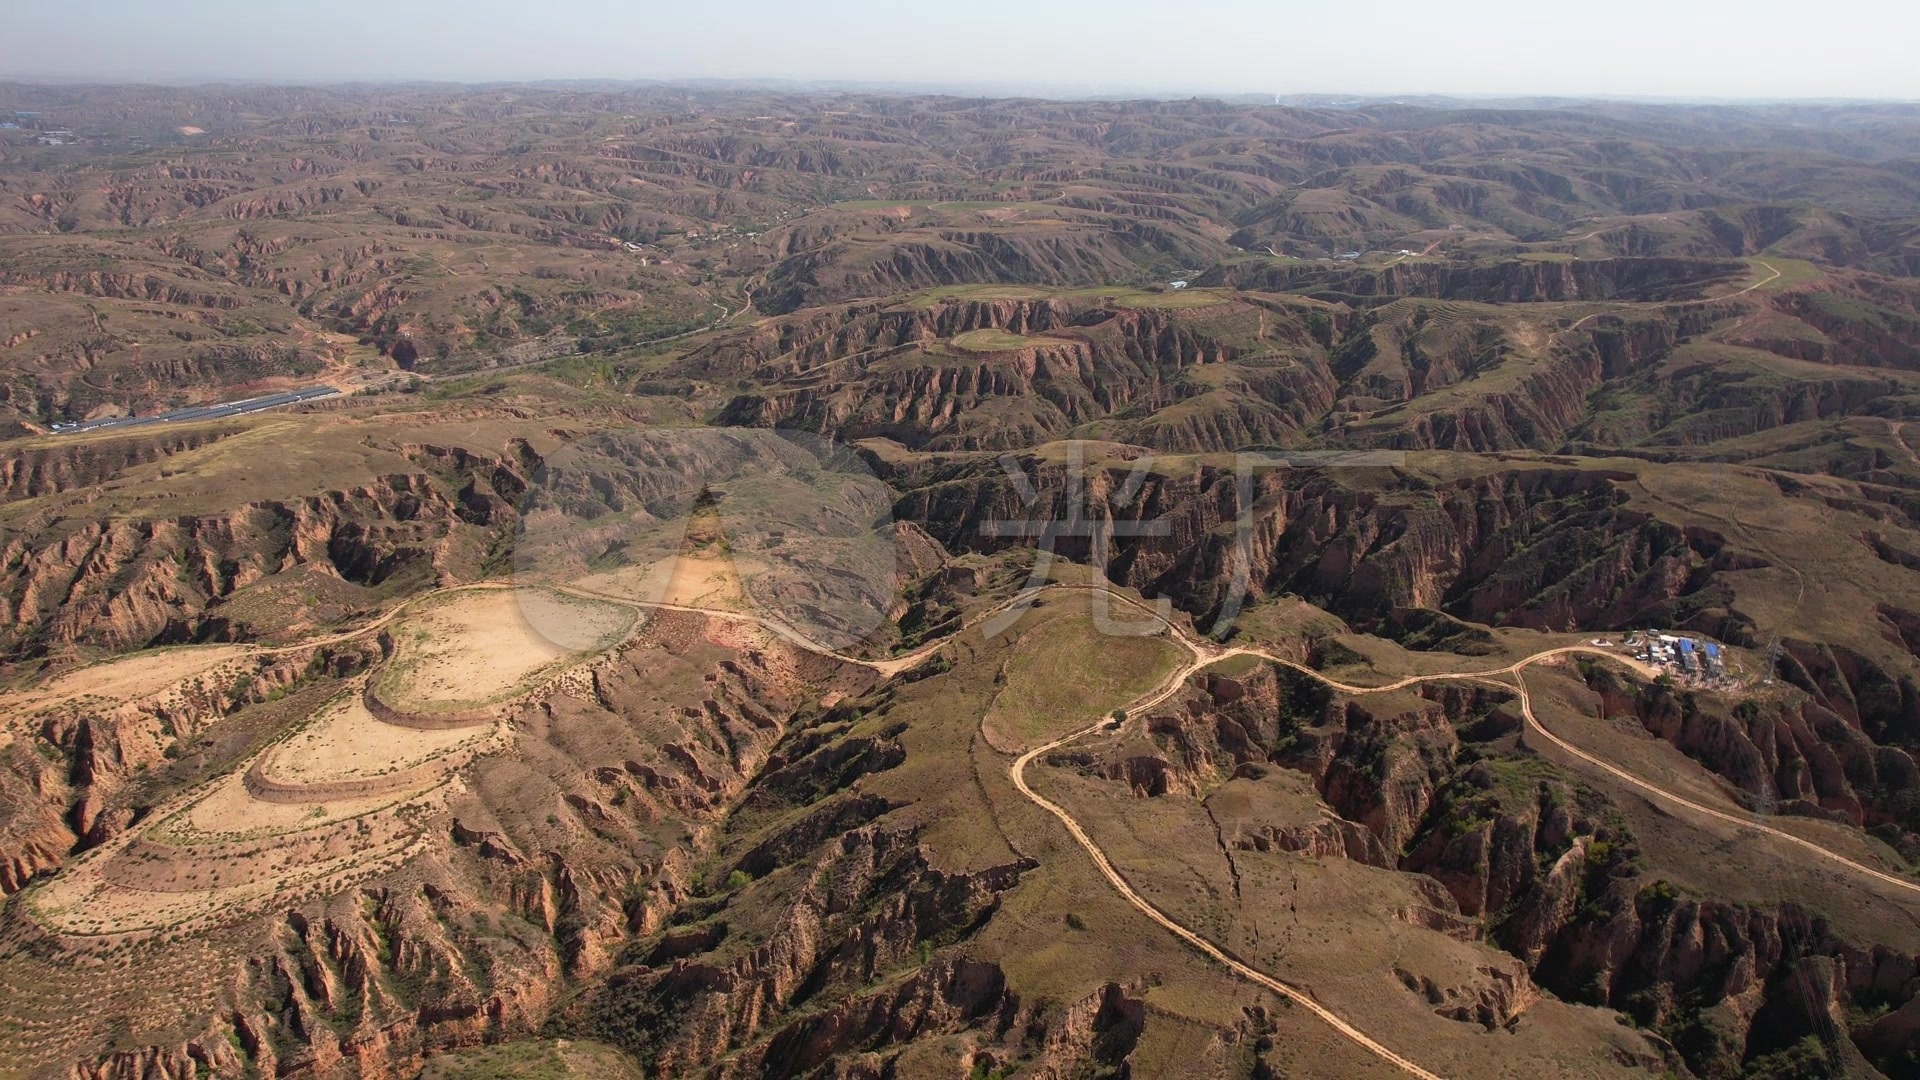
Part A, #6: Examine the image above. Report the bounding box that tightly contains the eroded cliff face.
[749,222,1228,314]
[1336,302,1757,453]
[0,745,80,895]
[560,656,1179,1080]
[18,610,871,1080]
[29,603,1210,1080]
[670,272,1920,459]
[0,427,243,504]
[1203,257,1751,305]
[678,297,1082,378]
[1580,665,1920,862]
[1776,632,1920,753]
[586,824,1027,1075]
[687,296,1338,452]
[1071,662,1920,1078]
[1528,888,1917,1078]
[0,441,530,662]
[1775,288,1920,371]
[894,456,1743,642]
[0,642,379,899]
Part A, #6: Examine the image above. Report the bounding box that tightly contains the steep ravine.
[27,612,870,1079]
[1066,662,1920,1078]
[892,455,1748,643]
[0,441,531,662]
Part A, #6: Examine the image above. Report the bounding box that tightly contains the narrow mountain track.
[1012,716,1447,1080]
[1891,419,1920,470]
[1008,589,1920,1076]
[1549,257,1783,345]
[1004,594,1448,1078]
[1500,662,1920,898]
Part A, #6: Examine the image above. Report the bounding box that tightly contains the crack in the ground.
[1203,798,1243,905]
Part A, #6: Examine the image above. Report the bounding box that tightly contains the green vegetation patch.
[908,284,1056,307]
[983,608,1185,747]
[1107,287,1229,309]
[950,328,1038,352]
[1744,255,1824,291]
[420,1039,643,1080]
[1199,653,1264,678]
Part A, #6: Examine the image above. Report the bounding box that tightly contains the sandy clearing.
[580,552,762,612]
[261,688,492,783]
[2,645,249,718]
[151,770,410,845]
[378,587,631,711]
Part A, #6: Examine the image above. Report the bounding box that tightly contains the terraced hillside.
[7,85,1920,1080]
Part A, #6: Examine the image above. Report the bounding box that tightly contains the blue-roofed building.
[1703,641,1724,677]
[1674,638,1696,672]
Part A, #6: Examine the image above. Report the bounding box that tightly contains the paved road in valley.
[53,385,340,436]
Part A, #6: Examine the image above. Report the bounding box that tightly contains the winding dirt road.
[1007,590,1920,1076]
[1891,420,1920,470]
[1502,664,1920,898]
[258,577,1047,678]
[1550,258,1783,344]
[1010,655,1447,1079]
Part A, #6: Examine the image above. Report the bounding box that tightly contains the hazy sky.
[8,0,1918,100]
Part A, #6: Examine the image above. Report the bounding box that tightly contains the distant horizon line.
[0,74,1916,108]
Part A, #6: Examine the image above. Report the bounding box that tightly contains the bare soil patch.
[2,645,248,718]
[260,687,493,784]
[376,587,631,712]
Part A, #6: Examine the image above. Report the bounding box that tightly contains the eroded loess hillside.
[8,85,1920,1080]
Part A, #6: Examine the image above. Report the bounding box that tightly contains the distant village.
[1,109,210,148]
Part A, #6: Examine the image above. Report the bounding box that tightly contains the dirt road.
[1006,592,1918,1076]
[1892,420,1920,469]
[1010,639,1444,1078]
[1550,258,1783,345]
[1502,660,1920,898]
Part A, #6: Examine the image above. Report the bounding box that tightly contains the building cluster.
[1624,630,1727,681]
[4,112,77,145]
